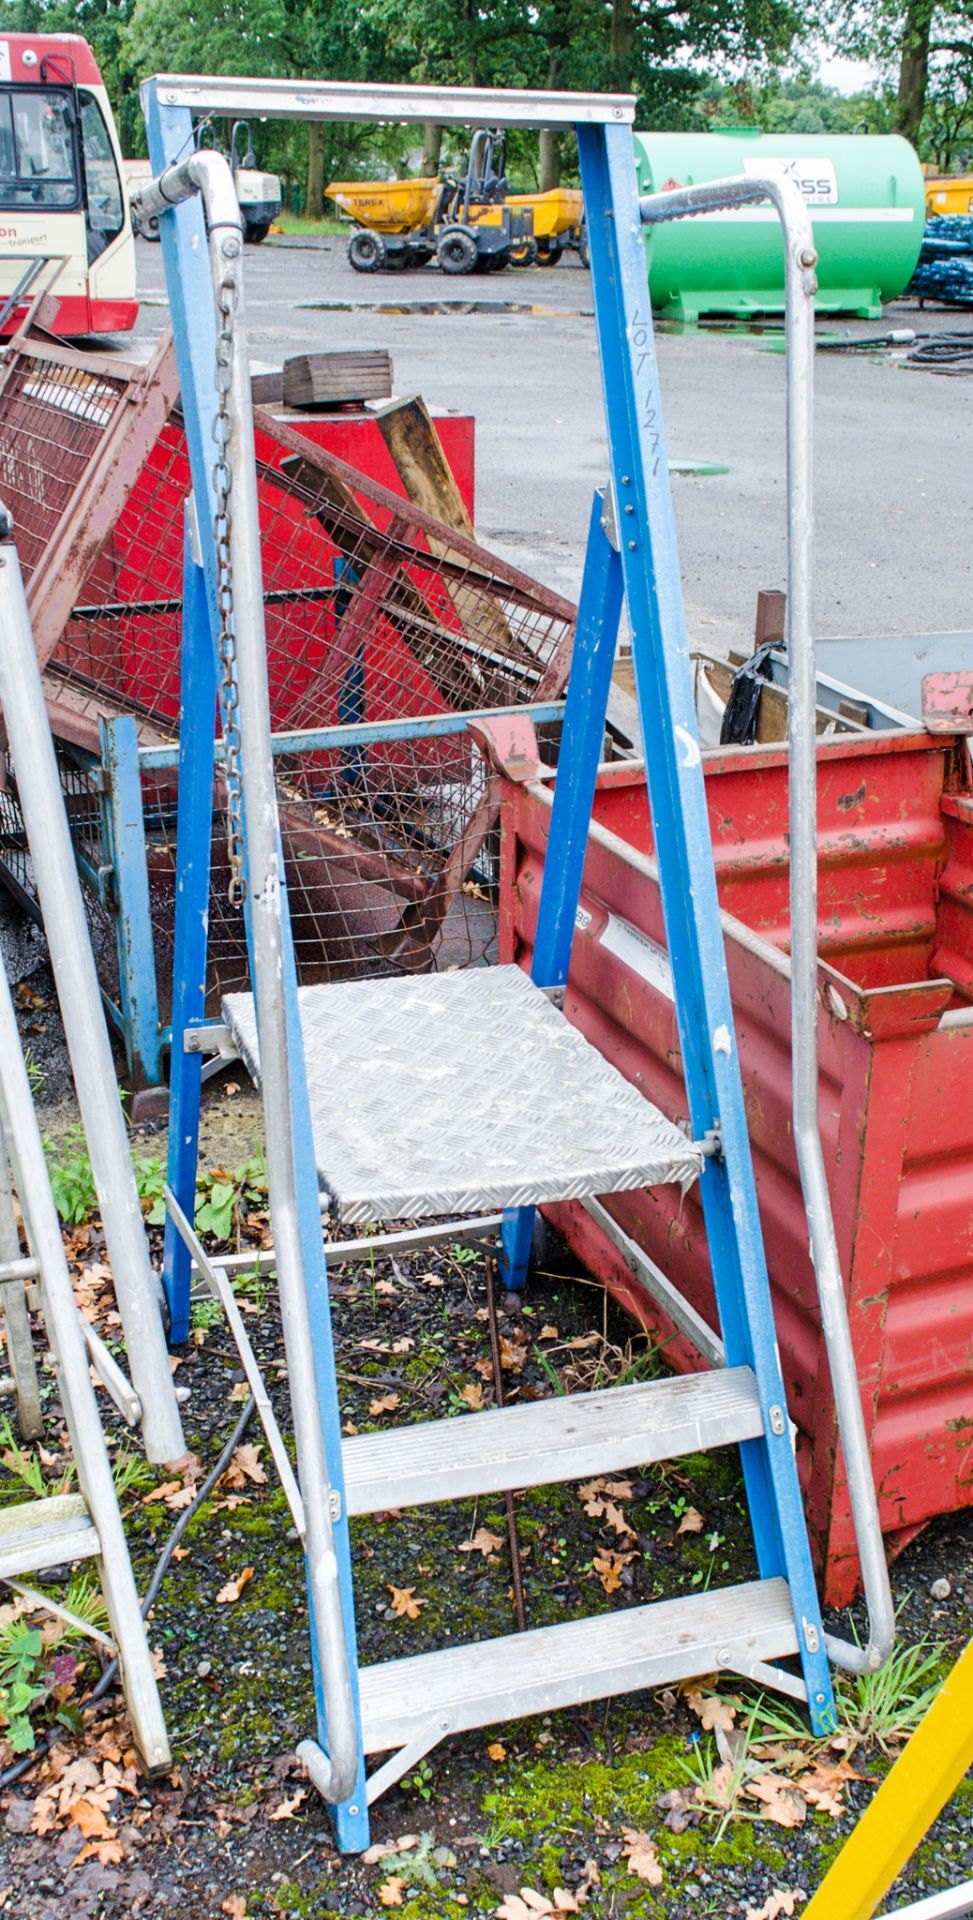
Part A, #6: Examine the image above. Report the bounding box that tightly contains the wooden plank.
[283,351,392,409]
[371,394,527,666]
[373,394,474,536]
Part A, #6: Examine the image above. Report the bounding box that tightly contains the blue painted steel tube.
[578,120,835,1732]
[499,493,623,1290]
[162,529,217,1347]
[144,88,369,1849]
[99,715,162,1088]
[136,701,568,773]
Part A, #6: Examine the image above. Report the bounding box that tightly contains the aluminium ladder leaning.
[0,516,184,1467]
[0,941,170,1771]
[138,79,892,1853]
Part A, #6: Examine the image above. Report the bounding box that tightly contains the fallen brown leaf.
[539,1324,559,1339]
[222,1444,267,1489]
[460,1527,505,1560]
[687,1688,737,1734]
[66,1797,113,1839]
[216,1567,254,1605]
[794,1773,845,1818]
[495,1892,571,1918]
[745,1773,808,1829]
[676,1506,704,1535]
[459,1382,485,1411]
[75,1838,125,1866]
[591,1549,636,1593]
[387,1585,425,1620]
[222,1899,246,1920]
[268,1788,307,1821]
[746,1892,806,1920]
[621,1828,663,1885]
[378,1879,405,1907]
[369,1392,402,1416]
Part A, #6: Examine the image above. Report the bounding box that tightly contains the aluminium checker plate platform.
[223,964,703,1224]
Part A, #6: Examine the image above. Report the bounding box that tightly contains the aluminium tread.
[342,1365,761,1515]
[0,1492,99,1579]
[223,966,703,1223]
[358,1576,798,1754]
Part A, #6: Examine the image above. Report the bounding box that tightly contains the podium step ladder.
[138,75,894,1852]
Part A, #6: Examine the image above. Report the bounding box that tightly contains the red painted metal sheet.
[500,729,973,1604]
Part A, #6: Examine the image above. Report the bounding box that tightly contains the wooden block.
[282,350,393,409]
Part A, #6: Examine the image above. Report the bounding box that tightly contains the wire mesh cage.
[0,329,576,1020]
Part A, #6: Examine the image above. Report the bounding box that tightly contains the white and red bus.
[0,32,137,336]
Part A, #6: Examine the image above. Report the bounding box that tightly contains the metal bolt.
[768,1404,785,1435]
[222,235,242,259]
[624,503,634,515]
[815,1691,827,1704]
[799,248,816,268]
[621,474,631,485]
[348,1803,360,1816]
[627,539,637,551]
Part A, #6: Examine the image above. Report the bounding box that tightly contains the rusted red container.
[499,728,973,1605]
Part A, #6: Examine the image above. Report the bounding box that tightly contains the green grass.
[270,212,345,237]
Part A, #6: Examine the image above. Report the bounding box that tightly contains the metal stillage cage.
[0,326,575,1082]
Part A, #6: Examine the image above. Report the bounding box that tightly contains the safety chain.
[212,266,247,907]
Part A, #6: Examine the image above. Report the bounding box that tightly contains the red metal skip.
[499,729,973,1605]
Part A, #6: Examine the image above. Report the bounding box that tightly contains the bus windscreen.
[0,87,78,210]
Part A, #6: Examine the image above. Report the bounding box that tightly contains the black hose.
[0,1396,257,1790]
[907,332,973,370]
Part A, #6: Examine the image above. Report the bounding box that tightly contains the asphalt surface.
[129,232,973,650]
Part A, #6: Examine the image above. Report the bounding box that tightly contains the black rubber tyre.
[436,228,478,274]
[540,242,562,264]
[509,237,539,268]
[245,220,271,244]
[348,229,387,273]
[578,224,590,269]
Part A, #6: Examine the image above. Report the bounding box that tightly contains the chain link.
[212,268,247,907]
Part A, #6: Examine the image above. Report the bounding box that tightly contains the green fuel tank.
[632,130,925,320]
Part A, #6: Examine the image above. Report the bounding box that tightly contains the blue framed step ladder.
[136,76,893,1853]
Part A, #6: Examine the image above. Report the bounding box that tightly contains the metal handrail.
[639,173,895,1677]
[135,152,359,1801]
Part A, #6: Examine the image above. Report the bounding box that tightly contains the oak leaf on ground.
[460,1527,505,1560]
[746,1892,806,1920]
[686,1689,737,1734]
[268,1788,307,1821]
[368,1392,401,1416]
[222,1444,267,1489]
[620,1828,663,1885]
[387,1585,425,1620]
[591,1549,636,1593]
[745,1773,808,1828]
[216,1567,254,1605]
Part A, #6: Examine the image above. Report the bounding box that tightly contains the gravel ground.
[0,1094,971,1918]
